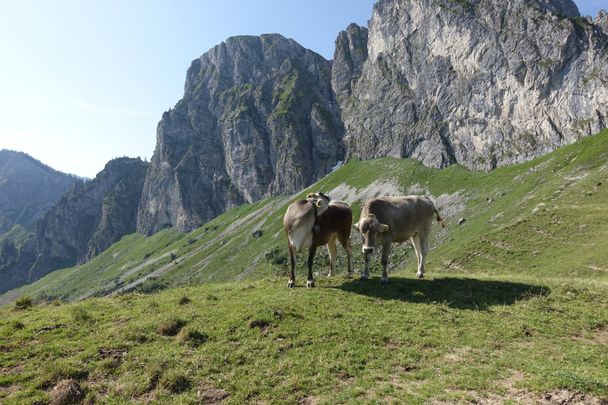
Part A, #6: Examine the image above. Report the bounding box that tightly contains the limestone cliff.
[339,0,608,169]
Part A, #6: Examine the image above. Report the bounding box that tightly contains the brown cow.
[283,192,353,288]
[354,196,445,284]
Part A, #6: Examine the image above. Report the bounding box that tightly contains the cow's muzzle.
[362,246,374,254]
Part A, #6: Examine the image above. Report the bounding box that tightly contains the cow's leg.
[287,243,296,288]
[362,251,371,280]
[380,242,392,284]
[340,236,353,277]
[411,235,425,278]
[417,230,430,279]
[326,238,337,277]
[306,246,317,288]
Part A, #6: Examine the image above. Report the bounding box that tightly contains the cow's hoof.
[416,272,424,279]
[360,274,369,281]
[306,280,315,288]
[287,280,295,288]
[380,278,389,285]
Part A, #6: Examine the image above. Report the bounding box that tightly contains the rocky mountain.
[0,157,148,294]
[0,150,77,234]
[137,0,608,236]
[339,0,608,169]
[137,34,344,234]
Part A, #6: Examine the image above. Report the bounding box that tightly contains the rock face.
[137,34,344,234]
[332,23,369,104]
[0,158,148,294]
[0,150,77,234]
[596,10,608,33]
[340,0,608,169]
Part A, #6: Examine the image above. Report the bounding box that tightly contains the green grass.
[1,275,606,403]
[1,130,608,402]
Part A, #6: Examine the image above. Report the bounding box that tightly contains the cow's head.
[354,214,389,254]
[306,192,331,216]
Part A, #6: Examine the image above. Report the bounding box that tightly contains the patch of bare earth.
[298,396,320,405]
[197,387,230,403]
[443,347,471,364]
[451,371,608,405]
[98,347,128,360]
[0,385,23,397]
[329,180,404,205]
[571,328,608,346]
[539,390,608,404]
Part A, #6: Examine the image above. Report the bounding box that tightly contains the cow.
[283,192,353,288]
[354,196,445,284]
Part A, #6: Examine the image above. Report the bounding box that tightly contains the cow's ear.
[306,193,315,199]
[378,223,389,233]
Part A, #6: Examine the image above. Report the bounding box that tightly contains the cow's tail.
[434,207,447,228]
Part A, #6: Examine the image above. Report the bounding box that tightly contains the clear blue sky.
[0,1,603,177]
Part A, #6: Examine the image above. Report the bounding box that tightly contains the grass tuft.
[249,318,272,330]
[158,318,186,336]
[178,295,191,305]
[40,360,89,389]
[14,296,32,310]
[159,370,191,393]
[10,320,24,330]
[70,306,93,323]
[176,328,210,347]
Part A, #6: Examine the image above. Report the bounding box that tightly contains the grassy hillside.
[3,130,608,305]
[1,131,608,403]
[1,273,607,403]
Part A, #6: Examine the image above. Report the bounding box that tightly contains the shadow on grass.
[336,276,549,310]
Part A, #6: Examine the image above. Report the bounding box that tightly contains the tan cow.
[354,196,445,283]
[283,192,353,288]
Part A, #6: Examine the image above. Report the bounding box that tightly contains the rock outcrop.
[0,150,77,234]
[332,23,369,104]
[0,158,148,294]
[137,34,344,234]
[340,0,608,169]
[596,10,608,33]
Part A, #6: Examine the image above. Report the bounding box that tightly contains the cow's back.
[364,196,435,242]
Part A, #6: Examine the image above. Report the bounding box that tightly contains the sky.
[0,0,604,178]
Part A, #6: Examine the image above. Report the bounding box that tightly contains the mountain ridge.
[0,157,148,294]
[0,150,79,234]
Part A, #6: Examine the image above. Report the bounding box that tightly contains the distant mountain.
[0,150,78,234]
[0,157,148,294]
